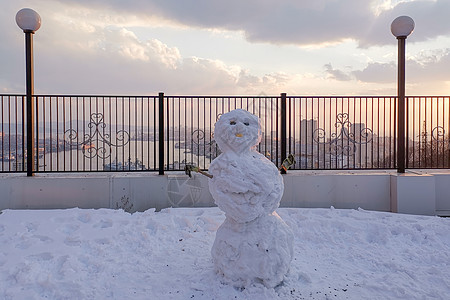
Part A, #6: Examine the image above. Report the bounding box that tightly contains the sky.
[1,0,450,96]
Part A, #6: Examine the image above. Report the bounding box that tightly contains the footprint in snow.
[25,222,38,233]
[27,252,54,262]
[32,235,53,242]
[64,236,82,247]
[77,213,92,224]
[94,219,113,229]
[59,224,80,235]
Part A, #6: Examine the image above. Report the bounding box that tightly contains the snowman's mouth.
[235,133,243,137]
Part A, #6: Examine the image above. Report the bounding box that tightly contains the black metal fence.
[1,94,449,174]
[406,96,450,169]
[0,95,25,172]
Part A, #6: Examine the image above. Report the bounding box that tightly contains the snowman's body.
[208,109,293,288]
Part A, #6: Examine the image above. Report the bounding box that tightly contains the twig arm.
[184,164,213,178]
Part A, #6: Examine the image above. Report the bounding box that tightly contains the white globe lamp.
[16,8,41,33]
[391,16,414,38]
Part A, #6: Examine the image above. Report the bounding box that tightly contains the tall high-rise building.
[300,119,318,145]
[349,123,370,166]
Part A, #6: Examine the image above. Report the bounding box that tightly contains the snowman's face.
[214,109,261,154]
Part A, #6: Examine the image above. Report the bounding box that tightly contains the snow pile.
[212,213,294,288]
[0,207,449,299]
[209,109,293,288]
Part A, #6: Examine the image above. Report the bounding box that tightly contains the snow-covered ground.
[0,207,449,300]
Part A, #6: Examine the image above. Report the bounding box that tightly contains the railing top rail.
[287,96,399,99]
[406,96,450,98]
[1,94,450,98]
[164,95,281,98]
[29,94,160,98]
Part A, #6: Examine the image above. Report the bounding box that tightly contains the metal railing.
[1,94,449,174]
[287,96,397,170]
[0,95,25,172]
[406,96,450,169]
[35,95,160,173]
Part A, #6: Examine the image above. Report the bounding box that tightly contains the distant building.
[344,123,372,167]
[300,119,317,145]
[350,123,365,140]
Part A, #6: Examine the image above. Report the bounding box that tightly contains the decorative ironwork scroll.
[65,112,130,159]
[192,129,220,159]
[432,126,446,142]
[191,113,221,160]
[313,113,373,156]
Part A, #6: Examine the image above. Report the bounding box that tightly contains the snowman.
[208,109,294,288]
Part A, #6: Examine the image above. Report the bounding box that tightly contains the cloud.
[360,0,450,47]
[34,26,243,95]
[324,64,352,81]
[51,0,450,47]
[0,0,317,95]
[353,62,396,83]
[0,1,277,95]
[106,29,182,68]
[353,48,450,85]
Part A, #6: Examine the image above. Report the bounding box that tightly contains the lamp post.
[16,8,41,176]
[391,16,414,173]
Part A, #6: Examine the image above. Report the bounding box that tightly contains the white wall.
[0,170,448,216]
[281,171,391,211]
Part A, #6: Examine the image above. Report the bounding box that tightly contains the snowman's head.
[214,109,261,154]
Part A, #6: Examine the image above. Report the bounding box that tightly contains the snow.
[208,151,283,223]
[212,212,294,288]
[209,109,284,223]
[209,109,293,288]
[1,207,449,299]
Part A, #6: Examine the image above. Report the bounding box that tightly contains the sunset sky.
[1,0,450,96]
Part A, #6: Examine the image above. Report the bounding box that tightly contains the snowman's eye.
[244,122,249,126]
[230,121,236,125]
